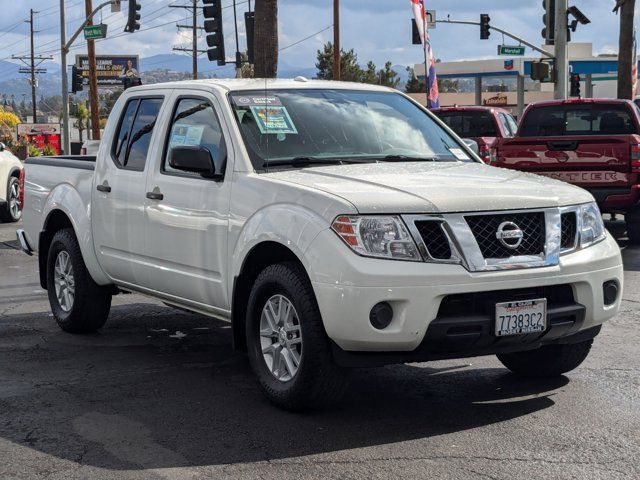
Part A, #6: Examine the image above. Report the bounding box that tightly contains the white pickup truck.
[18,79,623,410]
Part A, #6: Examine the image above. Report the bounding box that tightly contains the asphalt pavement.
[0,219,638,480]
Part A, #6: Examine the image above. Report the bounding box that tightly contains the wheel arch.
[231,241,310,352]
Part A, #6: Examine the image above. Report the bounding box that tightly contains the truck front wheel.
[246,262,349,411]
[46,228,112,333]
[497,339,593,377]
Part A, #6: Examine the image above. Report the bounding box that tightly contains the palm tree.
[253,0,278,78]
[615,0,636,99]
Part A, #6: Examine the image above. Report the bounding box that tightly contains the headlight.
[331,215,421,261]
[579,202,606,248]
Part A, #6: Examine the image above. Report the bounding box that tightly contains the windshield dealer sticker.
[235,95,282,106]
[250,106,298,135]
[449,148,470,160]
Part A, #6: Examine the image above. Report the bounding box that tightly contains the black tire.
[246,262,349,411]
[46,228,112,333]
[627,218,640,245]
[0,176,21,223]
[497,340,593,377]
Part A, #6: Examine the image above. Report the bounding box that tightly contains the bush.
[42,144,57,156]
[27,144,42,157]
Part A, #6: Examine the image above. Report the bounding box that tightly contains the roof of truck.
[527,98,635,108]
[126,78,397,93]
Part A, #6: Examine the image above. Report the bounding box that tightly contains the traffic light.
[542,0,555,45]
[480,14,490,40]
[245,12,255,64]
[411,19,421,45]
[124,0,140,33]
[203,0,225,65]
[570,74,581,97]
[530,61,555,83]
[71,65,83,93]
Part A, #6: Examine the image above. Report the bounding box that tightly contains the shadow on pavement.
[0,304,568,470]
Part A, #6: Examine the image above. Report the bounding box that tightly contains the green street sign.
[83,24,108,40]
[498,45,525,56]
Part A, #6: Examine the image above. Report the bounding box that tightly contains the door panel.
[142,94,233,310]
[92,96,165,285]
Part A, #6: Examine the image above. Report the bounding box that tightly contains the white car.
[0,142,23,223]
[18,79,623,410]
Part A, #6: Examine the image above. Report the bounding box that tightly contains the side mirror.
[0,142,5,152]
[462,138,479,155]
[169,145,217,178]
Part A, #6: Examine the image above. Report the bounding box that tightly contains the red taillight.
[631,144,640,172]
[18,168,25,207]
[479,144,490,163]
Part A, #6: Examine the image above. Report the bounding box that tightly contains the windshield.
[229,89,471,169]
[435,111,498,137]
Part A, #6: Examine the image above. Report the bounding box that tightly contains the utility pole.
[171,1,205,79]
[333,0,340,80]
[29,9,37,123]
[85,0,101,140]
[60,0,70,153]
[554,0,569,99]
[12,10,52,124]
[616,0,636,99]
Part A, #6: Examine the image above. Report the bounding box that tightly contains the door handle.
[146,191,164,201]
[96,183,111,193]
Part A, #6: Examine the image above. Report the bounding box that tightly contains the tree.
[254,0,278,78]
[73,102,89,143]
[99,90,123,117]
[0,107,20,142]
[405,67,425,93]
[615,0,636,99]
[316,42,364,82]
[316,43,400,88]
[438,78,459,93]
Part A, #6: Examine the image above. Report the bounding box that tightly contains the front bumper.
[307,229,623,355]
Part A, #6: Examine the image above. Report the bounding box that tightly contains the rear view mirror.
[169,145,218,178]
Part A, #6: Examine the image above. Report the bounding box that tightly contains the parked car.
[494,99,640,243]
[0,142,23,223]
[18,79,622,410]
[80,140,100,156]
[433,106,518,163]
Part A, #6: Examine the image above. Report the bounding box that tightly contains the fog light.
[603,280,619,306]
[369,302,393,330]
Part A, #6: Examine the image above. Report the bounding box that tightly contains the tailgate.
[496,135,636,187]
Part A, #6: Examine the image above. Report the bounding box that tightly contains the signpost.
[83,24,108,40]
[498,45,526,56]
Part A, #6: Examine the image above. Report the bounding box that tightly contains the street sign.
[498,45,526,56]
[426,10,436,29]
[83,24,108,40]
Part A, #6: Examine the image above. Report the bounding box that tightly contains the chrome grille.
[414,221,452,260]
[465,212,545,259]
[561,212,577,249]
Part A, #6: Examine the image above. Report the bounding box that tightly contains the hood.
[264,162,594,214]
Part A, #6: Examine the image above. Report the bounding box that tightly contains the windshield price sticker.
[235,95,282,106]
[250,106,298,135]
[449,148,470,160]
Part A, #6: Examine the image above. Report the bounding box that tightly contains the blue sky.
[0,0,631,70]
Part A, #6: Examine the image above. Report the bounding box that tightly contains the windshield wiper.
[263,156,376,168]
[379,155,442,162]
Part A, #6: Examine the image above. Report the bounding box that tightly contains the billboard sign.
[17,123,61,136]
[75,55,140,86]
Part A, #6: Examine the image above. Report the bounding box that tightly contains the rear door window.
[111,97,164,171]
[437,111,498,137]
[520,104,637,137]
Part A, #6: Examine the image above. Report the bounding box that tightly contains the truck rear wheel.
[627,215,640,245]
[246,262,349,411]
[46,228,112,333]
[497,339,593,377]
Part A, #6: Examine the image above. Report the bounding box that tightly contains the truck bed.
[21,156,96,253]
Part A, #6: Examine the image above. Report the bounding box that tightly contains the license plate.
[495,299,547,337]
